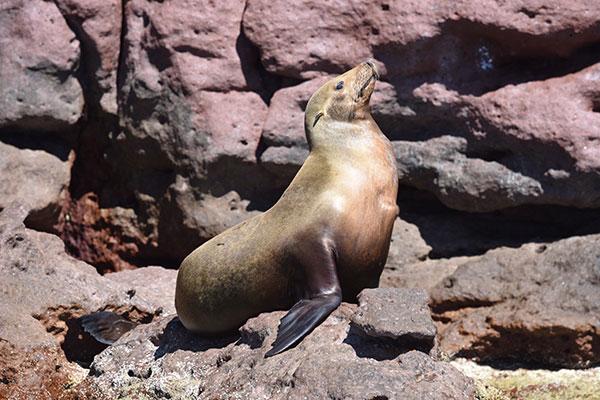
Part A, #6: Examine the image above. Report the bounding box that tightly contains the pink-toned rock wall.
[2,1,600,397]
[2,0,599,271]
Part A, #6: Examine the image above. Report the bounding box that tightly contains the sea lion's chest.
[326,143,398,274]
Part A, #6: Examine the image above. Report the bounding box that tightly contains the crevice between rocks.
[34,305,155,368]
[238,0,303,105]
[397,186,600,259]
[343,325,435,361]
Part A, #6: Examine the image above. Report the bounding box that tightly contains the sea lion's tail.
[79,311,138,345]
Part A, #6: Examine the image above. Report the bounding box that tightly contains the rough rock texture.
[351,288,437,354]
[53,0,122,116]
[106,266,178,315]
[83,305,474,400]
[243,0,600,78]
[1,0,597,271]
[54,0,274,270]
[245,0,600,211]
[2,0,600,395]
[0,0,84,134]
[0,206,168,399]
[0,205,474,398]
[407,66,600,211]
[0,142,71,231]
[430,234,600,369]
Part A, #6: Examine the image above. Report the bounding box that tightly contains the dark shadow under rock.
[153,317,240,359]
[397,186,600,259]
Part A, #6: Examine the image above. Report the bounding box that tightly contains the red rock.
[430,234,600,368]
[244,1,600,79]
[0,0,84,133]
[0,206,169,397]
[54,0,122,115]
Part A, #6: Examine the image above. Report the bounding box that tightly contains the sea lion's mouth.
[365,60,380,80]
[358,76,374,98]
[357,61,379,98]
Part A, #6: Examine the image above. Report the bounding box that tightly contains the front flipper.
[265,238,342,357]
[265,293,341,357]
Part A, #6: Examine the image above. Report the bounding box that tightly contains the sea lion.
[175,60,399,356]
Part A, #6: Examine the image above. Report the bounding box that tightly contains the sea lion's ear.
[313,112,324,127]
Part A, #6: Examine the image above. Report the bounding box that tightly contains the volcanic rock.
[430,234,600,368]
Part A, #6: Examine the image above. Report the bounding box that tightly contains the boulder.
[243,1,600,79]
[406,65,600,211]
[0,142,71,232]
[430,234,600,368]
[54,0,122,116]
[351,288,437,355]
[0,206,170,398]
[0,0,84,135]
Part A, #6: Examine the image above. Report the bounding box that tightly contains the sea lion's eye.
[335,81,344,90]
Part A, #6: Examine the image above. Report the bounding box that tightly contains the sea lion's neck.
[308,117,389,156]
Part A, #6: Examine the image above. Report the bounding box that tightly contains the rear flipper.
[79,311,138,345]
[265,292,341,357]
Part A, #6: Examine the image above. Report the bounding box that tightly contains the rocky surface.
[0,207,474,398]
[82,304,473,400]
[0,0,84,135]
[0,0,596,271]
[0,205,168,399]
[2,0,600,398]
[0,142,71,232]
[454,358,600,400]
[430,233,600,369]
[351,288,437,353]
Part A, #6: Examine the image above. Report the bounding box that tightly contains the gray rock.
[0,206,168,397]
[0,142,71,231]
[86,302,474,399]
[431,234,600,368]
[394,136,543,212]
[106,266,178,315]
[352,288,436,352]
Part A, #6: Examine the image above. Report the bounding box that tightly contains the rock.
[351,288,436,355]
[407,64,600,210]
[430,234,600,368]
[0,0,84,134]
[106,266,178,315]
[386,217,432,267]
[394,136,543,212]
[84,298,474,399]
[243,1,600,79]
[54,0,122,116]
[0,206,170,398]
[94,0,273,267]
[0,142,71,232]
[246,0,600,213]
[381,257,471,292]
[58,193,148,273]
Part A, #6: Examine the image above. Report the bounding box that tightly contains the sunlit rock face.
[2,1,600,397]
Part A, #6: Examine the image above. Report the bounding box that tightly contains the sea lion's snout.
[364,59,379,80]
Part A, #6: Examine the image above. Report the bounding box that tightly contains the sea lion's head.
[305,60,379,146]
